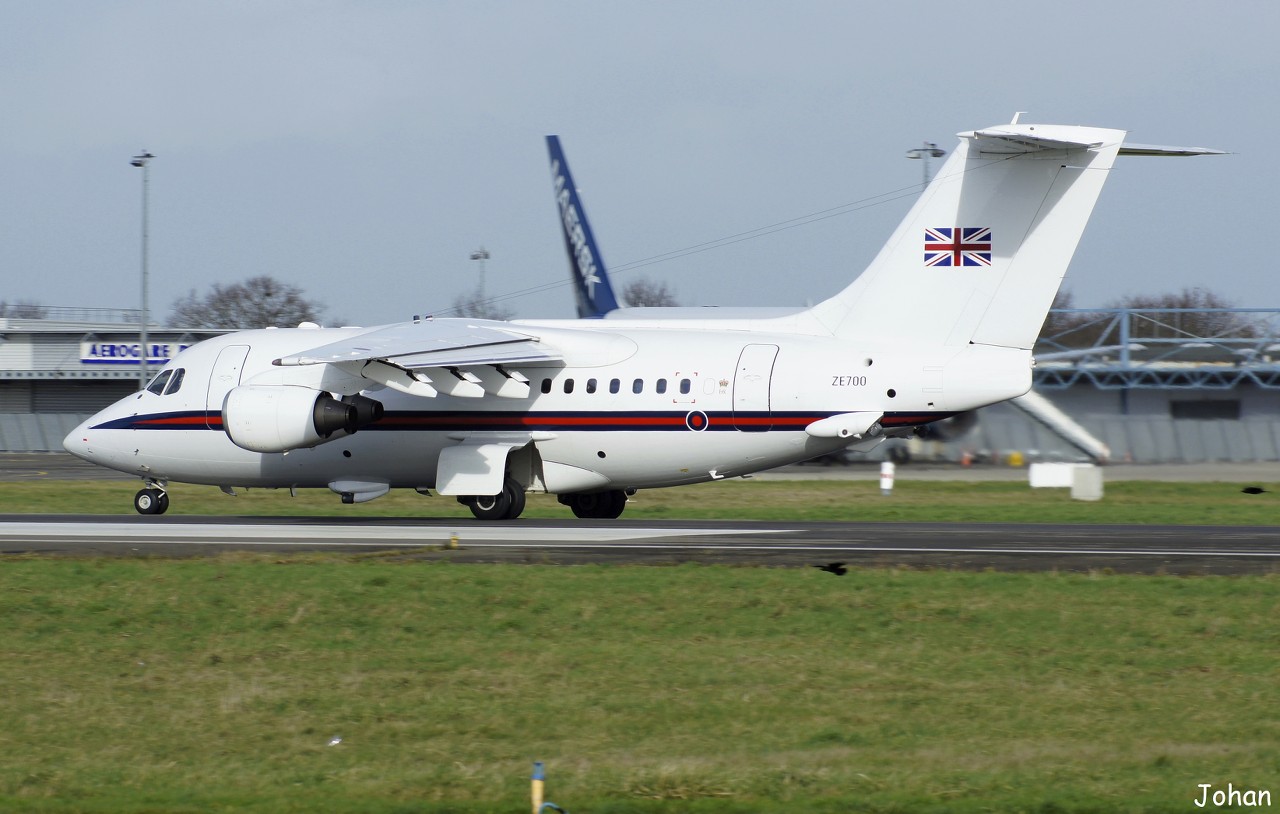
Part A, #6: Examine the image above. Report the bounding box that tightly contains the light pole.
[470,246,490,304]
[905,141,946,188]
[131,151,154,388]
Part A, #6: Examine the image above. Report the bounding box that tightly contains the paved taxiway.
[3,515,1277,575]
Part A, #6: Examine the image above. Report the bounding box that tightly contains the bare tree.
[622,277,679,307]
[169,276,327,329]
[449,287,515,321]
[1117,287,1259,340]
[0,300,49,319]
[1038,286,1262,349]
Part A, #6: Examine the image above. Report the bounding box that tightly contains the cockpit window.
[146,370,173,395]
[164,368,185,395]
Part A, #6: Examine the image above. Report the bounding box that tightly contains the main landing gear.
[133,481,169,515]
[560,489,628,519]
[456,480,631,521]
[458,476,526,521]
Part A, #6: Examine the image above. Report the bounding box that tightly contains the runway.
[3,515,1277,575]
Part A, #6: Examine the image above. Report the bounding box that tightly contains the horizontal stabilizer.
[964,127,1104,153]
[1118,142,1227,157]
[965,131,1225,158]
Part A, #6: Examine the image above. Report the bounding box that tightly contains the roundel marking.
[686,410,709,432]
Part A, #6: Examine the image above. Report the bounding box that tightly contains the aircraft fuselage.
[65,320,1024,494]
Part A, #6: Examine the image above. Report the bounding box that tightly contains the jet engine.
[222,385,383,453]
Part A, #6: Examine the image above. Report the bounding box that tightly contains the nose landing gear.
[134,480,170,515]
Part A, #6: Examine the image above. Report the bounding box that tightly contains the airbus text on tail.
[547,135,621,317]
[65,119,1220,521]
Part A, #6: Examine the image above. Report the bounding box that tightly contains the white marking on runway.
[0,522,793,545]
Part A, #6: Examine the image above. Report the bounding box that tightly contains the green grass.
[3,477,1280,525]
[0,559,1276,812]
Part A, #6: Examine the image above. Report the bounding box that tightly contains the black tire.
[467,477,526,521]
[566,493,597,519]
[467,492,507,521]
[134,488,166,515]
[568,489,627,519]
[598,489,627,519]
[503,478,526,520]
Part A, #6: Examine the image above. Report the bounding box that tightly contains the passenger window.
[679,378,691,394]
[146,370,172,395]
[541,378,552,394]
[656,378,668,394]
[586,378,597,394]
[632,378,643,394]
[609,378,620,394]
[563,378,575,394]
[165,368,185,395]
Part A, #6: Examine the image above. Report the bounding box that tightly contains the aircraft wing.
[273,319,561,369]
[272,319,563,399]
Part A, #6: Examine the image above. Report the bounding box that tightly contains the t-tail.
[808,121,1221,351]
[547,135,622,318]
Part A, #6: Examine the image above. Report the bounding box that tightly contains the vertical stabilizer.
[547,136,622,318]
[810,123,1127,350]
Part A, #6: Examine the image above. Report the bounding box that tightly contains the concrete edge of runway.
[4,515,1278,576]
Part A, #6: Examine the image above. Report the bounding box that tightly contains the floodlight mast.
[470,246,490,304]
[131,151,155,388]
[905,141,946,187]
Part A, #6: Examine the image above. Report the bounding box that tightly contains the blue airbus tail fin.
[547,136,622,317]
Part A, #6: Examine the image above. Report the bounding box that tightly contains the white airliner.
[64,118,1220,520]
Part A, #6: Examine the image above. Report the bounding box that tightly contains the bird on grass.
[1241,486,1268,495]
[813,562,848,576]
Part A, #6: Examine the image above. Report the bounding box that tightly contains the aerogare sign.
[81,341,193,366]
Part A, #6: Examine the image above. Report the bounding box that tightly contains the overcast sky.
[1,1,1274,326]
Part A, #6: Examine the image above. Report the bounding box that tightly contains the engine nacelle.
[223,385,377,453]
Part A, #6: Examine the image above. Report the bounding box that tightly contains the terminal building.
[2,305,1279,465]
[0,307,223,452]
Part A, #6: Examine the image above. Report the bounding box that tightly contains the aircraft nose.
[62,418,96,462]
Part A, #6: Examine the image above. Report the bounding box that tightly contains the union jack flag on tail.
[924,227,992,267]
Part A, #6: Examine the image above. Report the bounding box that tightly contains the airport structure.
[3,306,1280,465]
[898,306,1280,465]
[0,308,224,452]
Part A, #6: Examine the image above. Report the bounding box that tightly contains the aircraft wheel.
[503,479,526,520]
[567,489,627,519]
[467,477,525,521]
[598,489,627,519]
[467,492,505,520]
[567,493,601,519]
[134,488,168,515]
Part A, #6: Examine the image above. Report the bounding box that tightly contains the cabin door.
[732,344,778,431]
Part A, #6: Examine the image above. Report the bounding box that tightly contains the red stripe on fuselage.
[135,415,216,427]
